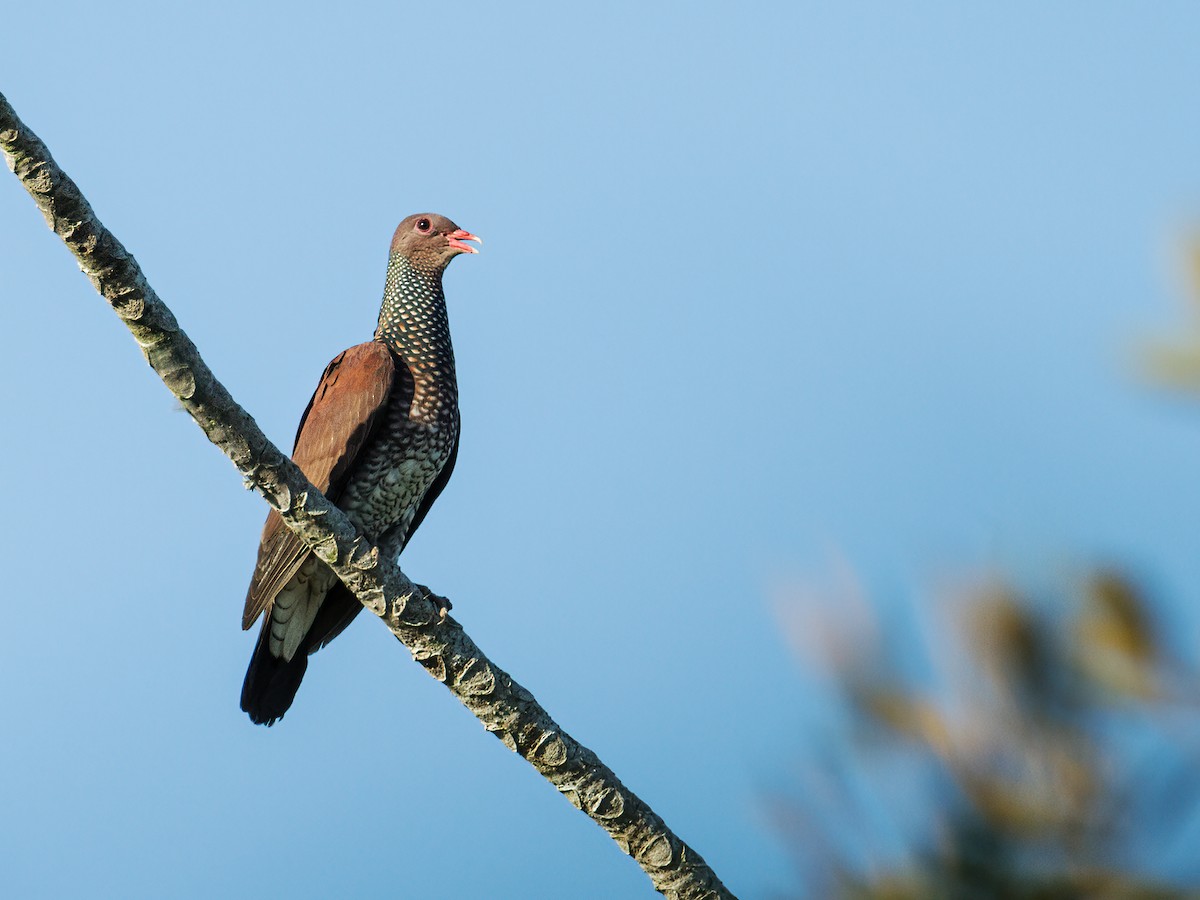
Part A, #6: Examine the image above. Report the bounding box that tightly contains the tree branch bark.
[0,91,733,900]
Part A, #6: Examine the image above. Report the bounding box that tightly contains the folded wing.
[242,342,398,630]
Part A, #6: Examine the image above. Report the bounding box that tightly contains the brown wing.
[241,342,397,630]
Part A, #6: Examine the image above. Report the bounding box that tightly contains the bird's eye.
[416,218,432,232]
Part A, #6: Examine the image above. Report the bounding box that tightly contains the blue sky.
[4,4,1200,897]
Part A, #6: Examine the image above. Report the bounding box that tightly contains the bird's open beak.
[447,229,482,254]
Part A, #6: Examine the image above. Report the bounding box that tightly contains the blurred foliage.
[770,569,1200,899]
[1143,234,1200,392]
[766,237,1200,898]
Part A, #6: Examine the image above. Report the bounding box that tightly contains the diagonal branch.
[0,92,733,900]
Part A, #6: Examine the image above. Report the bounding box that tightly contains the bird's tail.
[240,586,363,726]
[240,625,308,726]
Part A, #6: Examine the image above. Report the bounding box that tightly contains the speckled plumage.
[340,254,460,562]
[240,214,477,725]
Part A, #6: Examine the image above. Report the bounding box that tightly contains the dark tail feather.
[240,627,308,726]
[240,587,362,726]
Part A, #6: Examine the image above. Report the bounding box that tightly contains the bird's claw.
[418,585,452,622]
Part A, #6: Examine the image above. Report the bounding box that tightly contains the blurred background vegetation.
[769,239,1200,899]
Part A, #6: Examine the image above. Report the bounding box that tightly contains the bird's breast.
[336,395,457,549]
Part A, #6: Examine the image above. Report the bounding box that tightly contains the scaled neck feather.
[374,255,458,422]
[375,255,457,378]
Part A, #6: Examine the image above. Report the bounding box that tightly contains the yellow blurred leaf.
[1076,571,1159,699]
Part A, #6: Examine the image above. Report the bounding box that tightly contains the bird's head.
[390,213,481,271]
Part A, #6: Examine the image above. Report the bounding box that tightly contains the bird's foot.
[417,584,452,622]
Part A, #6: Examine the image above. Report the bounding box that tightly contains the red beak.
[447,229,482,254]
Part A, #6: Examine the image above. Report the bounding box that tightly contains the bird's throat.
[375,254,458,418]
[376,256,456,373]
